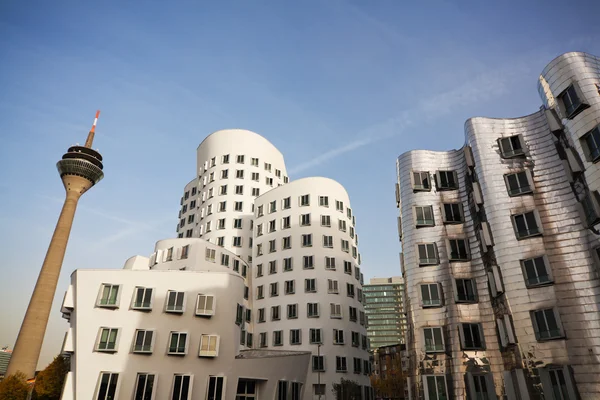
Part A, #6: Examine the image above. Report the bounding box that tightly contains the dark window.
[522,256,552,287]
[436,171,458,190]
[412,171,431,191]
[448,239,469,261]
[415,206,435,226]
[461,323,484,349]
[443,203,463,223]
[418,243,438,265]
[499,135,525,158]
[582,126,600,162]
[96,372,119,400]
[455,279,477,303]
[206,376,224,400]
[513,211,541,239]
[134,373,155,400]
[559,84,587,118]
[505,171,532,196]
[420,284,441,307]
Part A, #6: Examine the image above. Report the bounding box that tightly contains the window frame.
[132,287,154,310]
[199,334,220,357]
[441,203,464,224]
[416,243,439,266]
[420,283,442,308]
[97,284,121,308]
[133,373,156,400]
[459,323,486,350]
[520,255,553,287]
[132,329,155,354]
[413,205,435,227]
[165,290,186,313]
[446,238,470,261]
[504,170,534,197]
[96,327,119,352]
[410,170,431,192]
[435,170,459,190]
[423,327,445,353]
[195,294,215,317]
[530,308,565,341]
[453,278,478,303]
[94,372,120,400]
[511,210,543,239]
[557,82,589,119]
[498,134,526,158]
[167,331,188,355]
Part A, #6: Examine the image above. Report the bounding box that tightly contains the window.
[302,234,312,247]
[283,196,291,209]
[221,253,229,266]
[235,185,244,195]
[95,372,119,400]
[132,287,153,310]
[307,303,319,317]
[221,169,229,179]
[321,215,331,227]
[234,201,243,211]
[423,327,444,352]
[512,210,542,239]
[349,306,357,321]
[251,157,259,166]
[540,366,578,400]
[219,185,227,195]
[300,195,310,206]
[344,261,352,274]
[338,219,347,231]
[313,384,326,397]
[581,125,600,162]
[275,169,281,178]
[237,155,245,164]
[521,255,552,287]
[257,285,264,299]
[96,328,118,352]
[282,216,291,229]
[435,170,458,190]
[330,303,342,318]
[319,196,329,207]
[353,358,362,374]
[300,213,311,226]
[271,330,283,346]
[246,333,253,347]
[272,305,281,321]
[580,191,600,227]
[414,205,435,227]
[305,278,317,293]
[290,329,301,344]
[559,83,588,118]
[455,279,477,303]
[98,284,120,307]
[323,235,333,248]
[423,375,448,400]
[205,248,216,262]
[336,356,347,372]
[325,257,336,270]
[531,308,564,340]
[222,154,230,164]
[236,379,257,400]
[334,329,345,344]
[287,303,298,319]
[210,157,216,167]
[499,134,526,158]
[268,200,277,214]
[259,332,268,347]
[328,279,339,294]
[442,203,463,223]
[196,294,215,316]
[168,332,187,354]
[417,243,438,265]
[134,373,155,400]
[269,239,276,253]
[465,373,496,400]
[217,218,226,229]
[166,291,185,313]
[258,308,266,323]
[412,171,431,191]
[218,201,226,212]
[346,283,355,298]
[312,356,325,372]
[256,244,263,256]
[448,238,469,261]
[216,237,225,247]
[264,162,272,171]
[285,280,295,294]
[251,187,260,197]
[335,200,344,211]
[310,328,322,344]
[233,237,242,247]
[460,323,485,350]
[420,283,442,307]
[206,376,224,400]
[199,334,219,357]
[133,329,153,353]
[269,282,279,297]
[505,171,533,196]
[284,257,293,271]
[251,172,259,181]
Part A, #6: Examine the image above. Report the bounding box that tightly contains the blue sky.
[1,0,599,369]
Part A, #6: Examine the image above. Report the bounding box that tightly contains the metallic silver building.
[396,52,600,400]
[364,277,407,349]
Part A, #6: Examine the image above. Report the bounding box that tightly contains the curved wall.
[252,177,370,391]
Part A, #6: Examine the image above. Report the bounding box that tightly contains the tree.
[0,372,30,400]
[332,378,362,400]
[32,355,69,400]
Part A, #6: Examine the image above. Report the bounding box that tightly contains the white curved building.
[397,52,600,400]
[62,129,372,400]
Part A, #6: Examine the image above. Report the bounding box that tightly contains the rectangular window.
[252,187,260,197]
[305,278,317,293]
[581,125,600,162]
[251,172,259,181]
[219,185,227,195]
[95,372,119,400]
[196,294,215,316]
[321,215,331,227]
[325,256,336,270]
[559,84,587,118]
[290,329,301,344]
[221,253,229,266]
[499,135,525,158]
[334,329,344,344]
[300,213,311,226]
[420,283,442,307]
[236,170,244,179]
[580,191,600,227]
[310,328,322,344]
[300,195,310,206]
[336,356,347,372]
[521,255,552,287]
[166,291,185,313]
[233,237,242,247]
[512,210,542,239]
[338,219,347,231]
[234,201,243,211]
[284,257,293,271]
[307,303,319,318]
[251,157,259,166]
[417,243,438,265]
[448,238,469,261]
[435,170,458,190]
[132,287,153,310]
[259,332,268,347]
[460,323,485,350]
[221,169,229,179]
[235,185,244,195]
[271,305,280,321]
[133,329,153,353]
[323,235,333,248]
[285,280,295,294]
[414,205,435,226]
[269,200,277,213]
[282,216,291,229]
[312,356,325,372]
[531,308,564,340]
[344,261,352,274]
[313,384,326,396]
[134,373,155,400]
[349,306,357,321]
[330,303,342,319]
[455,278,477,303]
[328,279,339,294]
[264,162,272,171]
[258,308,265,323]
[336,200,344,211]
[199,334,219,357]
[346,283,355,298]
[302,234,312,247]
[98,284,120,307]
[270,282,279,297]
[205,248,216,262]
[303,255,314,269]
[222,154,230,164]
[353,358,362,374]
[269,239,276,253]
[423,375,448,400]
[423,327,444,352]
[540,366,578,400]
[412,171,431,191]
[282,236,291,250]
[218,201,226,212]
[256,244,263,256]
[257,285,264,299]
[273,330,283,346]
[206,376,224,400]
[351,331,360,347]
[442,203,463,223]
[168,332,187,354]
[96,328,118,352]
[505,171,533,196]
[319,196,329,207]
[217,218,226,229]
[283,196,291,209]
[287,303,298,319]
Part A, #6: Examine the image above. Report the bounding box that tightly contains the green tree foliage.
[0,372,30,400]
[332,378,362,400]
[32,355,69,400]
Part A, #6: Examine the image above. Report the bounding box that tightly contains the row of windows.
[253,327,369,349]
[256,235,359,258]
[311,355,372,375]
[252,295,365,324]
[256,195,354,221]
[255,277,363,302]
[95,373,301,400]
[94,328,219,357]
[419,279,478,307]
[255,257,362,280]
[256,214,357,239]
[149,246,249,277]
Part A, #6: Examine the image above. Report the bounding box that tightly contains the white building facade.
[397,52,600,400]
[62,129,372,399]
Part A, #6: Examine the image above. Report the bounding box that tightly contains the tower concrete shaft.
[7,113,104,378]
